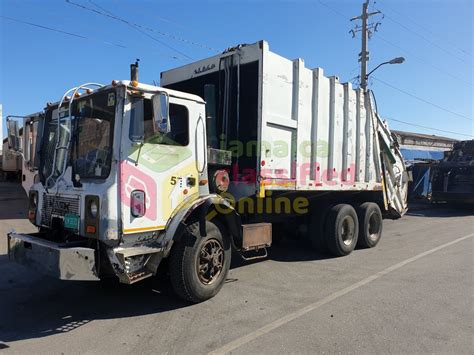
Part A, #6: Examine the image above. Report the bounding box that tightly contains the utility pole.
[350,0,382,91]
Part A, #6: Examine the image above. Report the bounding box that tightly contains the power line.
[386,117,473,138]
[91,3,184,60]
[0,15,126,48]
[89,0,189,31]
[375,35,473,87]
[372,76,473,122]
[317,0,349,19]
[88,0,114,16]
[65,0,192,60]
[380,12,472,66]
[66,0,218,56]
[375,0,472,58]
[317,0,473,87]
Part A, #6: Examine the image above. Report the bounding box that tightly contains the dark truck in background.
[430,140,474,204]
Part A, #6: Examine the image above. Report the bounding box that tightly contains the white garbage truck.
[5,113,42,193]
[7,41,407,302]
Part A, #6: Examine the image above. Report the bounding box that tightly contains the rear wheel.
[170,220,231,303]
[325,204,359,256]
[356,202,383,248]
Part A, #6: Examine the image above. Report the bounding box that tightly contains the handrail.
[195,114,207,174]
[45,83,104,190]
[56,83,104,186]
[45,86,78,189]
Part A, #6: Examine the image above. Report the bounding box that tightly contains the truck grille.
[41,194,80,226]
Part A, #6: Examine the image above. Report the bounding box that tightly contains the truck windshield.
[71,89,116,179]
[39,89,116,185]
[39,107,72,185]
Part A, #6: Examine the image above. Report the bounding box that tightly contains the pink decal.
[120,161,157,220]
[342,163,356,185]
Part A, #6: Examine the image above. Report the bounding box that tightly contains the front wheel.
[170,220,231,303]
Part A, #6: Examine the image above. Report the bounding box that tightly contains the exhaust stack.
[130,59,140,82]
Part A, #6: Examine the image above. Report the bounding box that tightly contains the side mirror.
[152,92,170,134]
[6,118,21,152]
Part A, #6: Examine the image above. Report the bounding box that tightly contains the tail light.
[131,190,146,217]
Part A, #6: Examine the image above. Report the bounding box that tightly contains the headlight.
[89,200,98,218]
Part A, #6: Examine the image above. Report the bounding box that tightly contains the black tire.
[170,220,231,303]
[356,202,383,248]
[309,206,329,253]
[325,204,359,256]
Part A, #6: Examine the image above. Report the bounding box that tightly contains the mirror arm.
[135,142,144,166]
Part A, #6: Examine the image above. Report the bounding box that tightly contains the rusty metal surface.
[242,223,272,251]
[7,232,99,281]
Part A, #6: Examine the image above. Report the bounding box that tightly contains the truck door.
[121,96,204,235]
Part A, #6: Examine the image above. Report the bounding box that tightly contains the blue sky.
[1,0,472,140]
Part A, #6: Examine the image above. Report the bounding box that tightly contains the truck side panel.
[260,43,381,192]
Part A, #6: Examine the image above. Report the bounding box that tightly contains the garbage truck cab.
[7,72,241,298]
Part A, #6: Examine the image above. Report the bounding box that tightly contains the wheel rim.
[368,212,381,241]
[197,238,225,285]
[341,216,355,246]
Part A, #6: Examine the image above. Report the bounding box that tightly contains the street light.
[366,57,405,82]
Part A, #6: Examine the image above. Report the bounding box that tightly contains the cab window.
[130,99,189,146]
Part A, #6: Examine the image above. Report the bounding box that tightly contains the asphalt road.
[0,182,473,354]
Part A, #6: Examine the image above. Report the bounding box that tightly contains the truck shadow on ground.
[1,202,470,346]
[0,238,331,345]
[0,269,186,344]
[407,201,474,218]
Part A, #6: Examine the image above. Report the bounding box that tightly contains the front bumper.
[7,232,99,281]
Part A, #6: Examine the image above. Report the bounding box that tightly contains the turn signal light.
[131,190,146,217]
[131,80,139,87]
[85,195,100,237]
